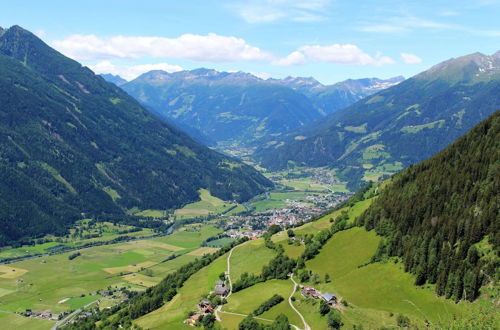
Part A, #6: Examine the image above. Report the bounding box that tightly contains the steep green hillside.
[0,25,272,245]
[357,111,499,301]
[257,51,500,189]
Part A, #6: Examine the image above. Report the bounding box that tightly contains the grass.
[134,209,166,217]
[0,222,157,261]
[135,253,228,329]
[230,239,276,281]
[173,189,241,218]
[222,279,302,328]
[63,295,101,310]
[0,312,54,330]
[306,227,470,327]
[205,237,235,247]
[0,225,219,318]
[306,227,381,279]
[250,191,314,213]
[224,280,292,315]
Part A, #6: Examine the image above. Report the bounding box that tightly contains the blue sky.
[1,0,499,84]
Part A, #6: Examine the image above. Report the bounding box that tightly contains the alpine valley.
[0,22,497,330]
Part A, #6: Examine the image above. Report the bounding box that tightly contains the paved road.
[289,275,311,330]
[51,299,99,330]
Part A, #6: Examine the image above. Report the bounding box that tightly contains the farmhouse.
[214,283,228,296]
[322,293,337,306]
[302,285,319,298]
[185,313,201,326]
[198,300,213,314]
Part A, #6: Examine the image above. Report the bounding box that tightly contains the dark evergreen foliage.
[0,26,272,245]
[357,111,500,301]
[252,294,284,316]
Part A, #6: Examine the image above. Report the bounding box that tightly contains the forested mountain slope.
[257,52,500,189]
[0,25,272,245]
[121,70,402,148]
[357,111,499,301]
[122,69,323,146]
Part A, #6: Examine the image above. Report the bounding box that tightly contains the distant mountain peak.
[100,73,127,86]
[418,51,500,83]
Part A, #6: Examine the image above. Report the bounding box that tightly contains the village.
[224,191,352,240]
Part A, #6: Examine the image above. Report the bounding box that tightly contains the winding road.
[216,242,307,330]
[289,275,311,330]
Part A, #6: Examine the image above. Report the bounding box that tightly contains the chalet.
[322,293,337,306]
[301,286,318,298]
[214,284,228,296]
[199,300,213,314]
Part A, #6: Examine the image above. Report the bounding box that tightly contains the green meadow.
[135,253,228,329]
[229,239,276,280]
[0,221,156,261]
[305,227,470,328]
[0,224,221,328]
[222,279,302,327]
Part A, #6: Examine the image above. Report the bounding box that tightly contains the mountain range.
[113,69,402,149]
[0,25,271,245]
[256,51,500,189]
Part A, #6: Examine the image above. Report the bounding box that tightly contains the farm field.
[0,224,221,326]
[174,189,242,219]
[0,221,156,261]
[0,312,54,330]
[133,189,243,220]
[305,227,470,328]
[250,191,319,213]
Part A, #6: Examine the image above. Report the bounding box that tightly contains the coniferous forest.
[357,111,499,301]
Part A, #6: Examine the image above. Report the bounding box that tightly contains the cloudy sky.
[2,0,499,83]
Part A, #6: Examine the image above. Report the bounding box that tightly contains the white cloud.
[234,0,332,23]
[295,44,394,66]
[272,51,307,66]
[52,33,273,62]
[400,53,422,64]
[358,15,461,34]
[88,61,183,81]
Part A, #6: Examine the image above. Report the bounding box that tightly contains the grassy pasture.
[0,222,156,261]
[306,227,470,327]
[221,279,303,328]
[0,224,220,320]
[0,312,54,330]
[174,189,240,218]
[135,253,228,329]
[229,239,276,281]
[187,247,219,256]
[223,279,292,315]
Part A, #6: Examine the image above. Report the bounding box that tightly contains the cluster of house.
[305,193,352,209]
[185,279,229,326]
[301,286,337,306]
[23,309,59,320]
[185,299,214,326]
